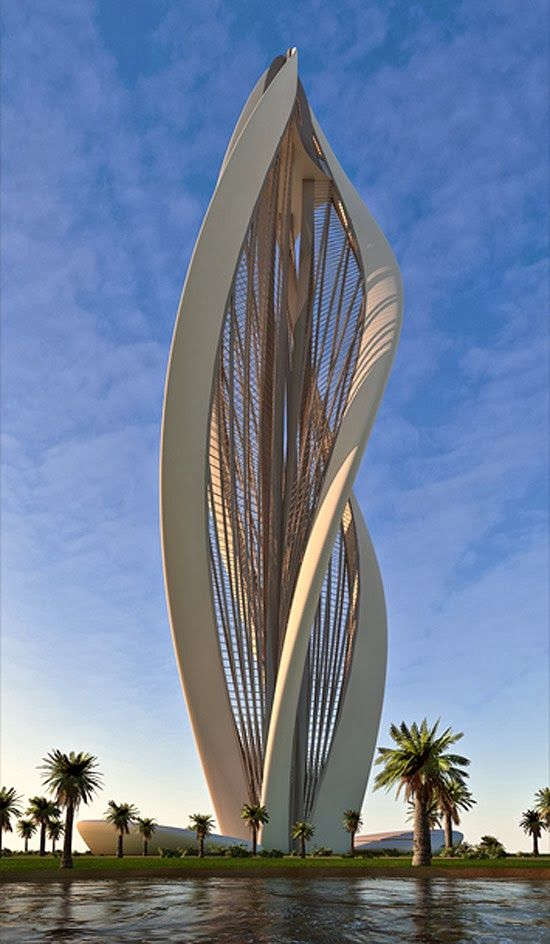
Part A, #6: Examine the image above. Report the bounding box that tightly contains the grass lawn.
[1,854,549,881]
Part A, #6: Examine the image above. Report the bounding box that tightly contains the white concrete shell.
[356,830,464,854]
[77,821,249,856]
[161,50,403,852]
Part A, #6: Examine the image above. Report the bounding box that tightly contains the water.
[0,877,548,943]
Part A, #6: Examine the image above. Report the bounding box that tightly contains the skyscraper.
[160,49,402,851]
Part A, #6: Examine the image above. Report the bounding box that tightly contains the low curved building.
[78,820,463,856]
[355,830,464,854]
[77,820,249,856]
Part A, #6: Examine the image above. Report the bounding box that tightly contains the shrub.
[259,848,284,858]
[159,847,181,858]
[437,843,467,859]
[312,846,333,857]
[443,839,506,860]
[358,847,404,858]
[202,844,225,856]
[478,836,506,858]
[225,844,251,858]
[180,846,198,857]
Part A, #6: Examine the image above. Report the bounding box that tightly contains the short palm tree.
[40,750,103,869]
[47,818,65,853]
[27,796,61,857]
[291,820,314,858]
[374,719,470,866]
[342,810,363,856]
[240,804,269,856]
[0,787,22,856]
[136,817,158,856]
[188,813,214,857]
[520,809,546,856]
[17,818,36,853]
[534,787,550,828]
[105,801,139,858]
[438,779,475,849]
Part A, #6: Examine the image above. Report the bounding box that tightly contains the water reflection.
[0,877,548,943]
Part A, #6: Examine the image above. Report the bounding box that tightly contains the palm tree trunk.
[52,838,56,854]
[24,838,29,853]
[444,812,453,849]
[199,835,204,858]
[412,793,432,867]
[350,831,355,857]
[143,838,148,856]
[533,833,539,856]
[300,836,305,858]
[61,802,74,869]
[0,827,3,856]
[252,826,257,856]
[40,823,46,856]
[117,832,123,858]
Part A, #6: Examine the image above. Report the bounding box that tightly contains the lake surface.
[1,877,548,943]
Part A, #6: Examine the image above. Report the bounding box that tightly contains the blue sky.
[1,0,548,852]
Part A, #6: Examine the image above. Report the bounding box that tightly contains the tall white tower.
[160,50,403,851]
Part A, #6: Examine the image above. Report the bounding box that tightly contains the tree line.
[1,722,548,867]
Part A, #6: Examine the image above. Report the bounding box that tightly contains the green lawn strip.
[1,855,549,881]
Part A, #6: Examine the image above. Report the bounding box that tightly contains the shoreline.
[1,856,549,883]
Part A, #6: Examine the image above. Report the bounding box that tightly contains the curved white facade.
[356,830,464,854]
[77,821,249,856]
[160,50,402,852]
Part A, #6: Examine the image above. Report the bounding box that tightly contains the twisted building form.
[160,50,403,851]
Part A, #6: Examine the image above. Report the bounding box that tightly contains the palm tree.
[47,818,65,853]
[438,779,475,849]
[374,719,470,866]
[27,796,60,857]
[520,809,546,856]
[188,813,214,857]
[342,810,363,856]
[240,804,269,856]
[406,796,441,830]
[105,801,139,858]
[136,817,158,856]
[534,787,550,828]
[17,818,36,853]
[0,787,22,856]
[291,820,314,858]
[40,750,103,869]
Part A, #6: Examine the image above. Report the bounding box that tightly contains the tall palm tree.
[47,818,65,853]
[374,719,470,866]
[188,813,214,857]
[406,796,441,830]
[291,820,314,858]
[0,787,22,856]
[438,779,475,849]
[534,787,550,828]
[105,801,139,858]
[40,750,103,869]
[342,810,363,856]
[136,817,158,856]
[240,804,269,856]
[520,809,546,856]
[27,796,60,857]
